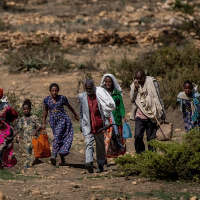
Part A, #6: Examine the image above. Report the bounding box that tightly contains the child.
[177,80,200,132]
[16,99,42,169]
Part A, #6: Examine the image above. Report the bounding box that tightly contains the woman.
[100,74,126,158]
[42,83,79,165]
[0,119,17,169]
[0,88,18,124]
[177,80,200,132]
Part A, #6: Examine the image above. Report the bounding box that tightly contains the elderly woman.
[100,74,126,158]
[0,119,17,169]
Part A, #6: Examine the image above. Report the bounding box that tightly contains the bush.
[107,44,200,108]
[173,0,194,14]
[4,39,76,73]
[115,129,200,181]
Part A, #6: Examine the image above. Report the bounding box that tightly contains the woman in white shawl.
[100,74,126,159]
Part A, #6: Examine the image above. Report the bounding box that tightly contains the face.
[23,105,31,117]
[184,83,193,96]
[50,86,59,98]
[105,77,113,90]
[85,83,94,96]
[135,72,146,85]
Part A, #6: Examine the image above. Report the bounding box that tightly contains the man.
[79,79,115,173]
[130,69,166,154]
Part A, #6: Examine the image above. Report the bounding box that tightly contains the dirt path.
[0,66,190,200]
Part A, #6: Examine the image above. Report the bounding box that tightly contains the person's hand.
[134,81,140,92]
[33,130,38,136]
[42,123,46,130]
[123,116,127,123]
[161,113,166,121]
[75,114,79,121]
[105,124,112,129]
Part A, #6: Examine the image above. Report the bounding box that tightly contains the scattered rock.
[166,0,175,5]
[70,182,80,188]
[125,6,135,13]
[98,11,107,17]
[52,191,59,195]
[32,190,41,195]
[162,3,171,10]
[92,173,100,177]
[190,196,198,200]
[79,149,85,154]
[132,181,137,185]
[169,17,182,26]
[91,186,103,189]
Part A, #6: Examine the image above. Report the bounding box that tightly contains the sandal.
[50,158,56,166]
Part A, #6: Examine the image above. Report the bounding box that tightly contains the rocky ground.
[1,0,200,199]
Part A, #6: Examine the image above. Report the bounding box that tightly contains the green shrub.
[107,44,200,108]
[4,39,76,73]
[173,0,194,14]
[115,129,200,181]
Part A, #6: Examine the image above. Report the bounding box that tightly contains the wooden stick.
[140,92,167,139]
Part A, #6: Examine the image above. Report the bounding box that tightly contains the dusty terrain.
[0,0,200,199]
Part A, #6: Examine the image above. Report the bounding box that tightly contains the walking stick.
[139,92,167,140]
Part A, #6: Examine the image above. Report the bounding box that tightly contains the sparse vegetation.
[107,44,200,108]
[115,129,200,182]
[135,190,200,200]
[0,170,36,180]
[173,0,194,14]
[4,39,76,73]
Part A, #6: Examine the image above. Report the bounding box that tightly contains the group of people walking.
[0,69,200,173]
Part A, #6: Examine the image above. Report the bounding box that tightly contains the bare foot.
[31,158,39,166]
[0,162,3,170]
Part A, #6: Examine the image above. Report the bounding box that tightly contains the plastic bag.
[32,129,51,158]
[123,122,132,139]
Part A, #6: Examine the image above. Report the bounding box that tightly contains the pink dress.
[0,122,17,168]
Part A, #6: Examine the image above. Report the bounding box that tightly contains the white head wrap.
[100,74,122,93]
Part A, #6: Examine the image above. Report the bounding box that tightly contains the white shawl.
[96,87,116,117]
[100,74,122,93]
[135,76,163,119]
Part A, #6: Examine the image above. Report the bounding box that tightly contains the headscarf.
[177,83,200,122]
[100,74,122,93]
[0,89,3,99]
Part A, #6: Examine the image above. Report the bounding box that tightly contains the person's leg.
[95,132,105,172]
[85,132,95,173]
[59,154,65,165]
[146,119,157,151]
[135,118,146,154]
[24,144,33,169]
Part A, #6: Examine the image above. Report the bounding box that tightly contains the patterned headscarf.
[0,88,4,99]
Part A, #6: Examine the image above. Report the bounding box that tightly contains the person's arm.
[42,106,48,129]
[66,103,79,121]
[130,82,138,103]
[78,96,83,132]
[119,95,126,122]
[33,116,42,136]
[154,80,166,120]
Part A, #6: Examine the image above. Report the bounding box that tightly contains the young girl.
[42,83,79,166]
[177,80,200,132]
[16,99,42,169]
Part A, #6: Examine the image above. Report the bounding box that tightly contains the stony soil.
[0,0,200,199]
